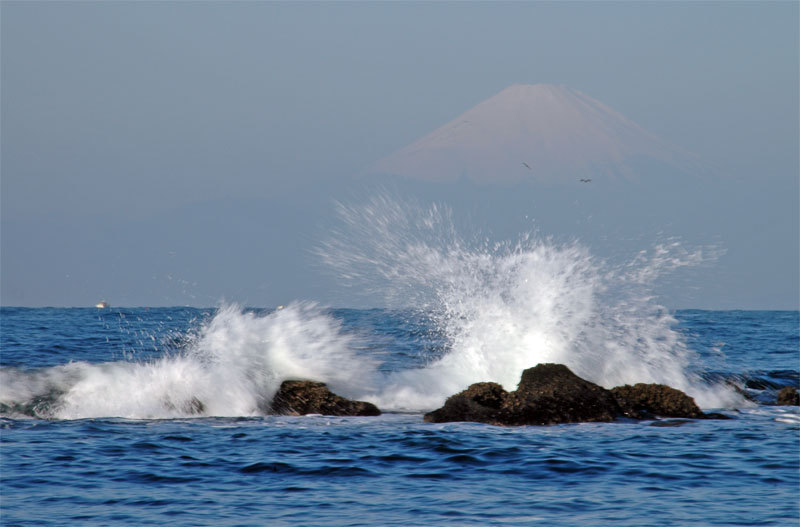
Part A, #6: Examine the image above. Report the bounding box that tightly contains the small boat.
[95,301,110,308]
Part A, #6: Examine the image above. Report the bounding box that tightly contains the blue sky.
[1,1,797,308]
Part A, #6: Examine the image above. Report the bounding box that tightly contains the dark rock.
[425,363,722,426]
[425,364,624,425]
[776,386,800,406]
[501,364,623,425]
[184,397,205,415]
[424,382,508,424]
[271,380,380,417]
[610,383,705,419]
[163,396,205,415]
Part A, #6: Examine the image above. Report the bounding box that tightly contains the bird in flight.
[522,162,532,170]
[580,178,592,183]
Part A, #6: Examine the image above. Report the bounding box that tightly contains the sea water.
[1,199,798,526]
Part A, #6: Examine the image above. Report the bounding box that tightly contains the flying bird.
[580,178,592,183]
[522,162,532,170]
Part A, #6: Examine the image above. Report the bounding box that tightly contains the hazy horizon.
[2,1,798,310]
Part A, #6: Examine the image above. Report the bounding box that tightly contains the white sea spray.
[320,195,741,410]
[0,196,745,418]
[1,303,376,419]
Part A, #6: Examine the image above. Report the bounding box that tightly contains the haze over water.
[2,2,797,309]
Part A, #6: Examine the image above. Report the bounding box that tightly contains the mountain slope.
[371,84,699,184]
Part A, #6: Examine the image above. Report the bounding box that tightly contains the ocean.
[1,306,798,526]
[1,202,799,526]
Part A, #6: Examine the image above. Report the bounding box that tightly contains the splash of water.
[1,196,743,419]
[0,303,376,419]
[321,195,740,410]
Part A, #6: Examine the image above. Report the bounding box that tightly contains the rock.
[610,383,706,419]
[423,382,508,425]
[425,364,624,425]
[501,364,623,425]
[270,380,380,417]
[776,386,800,406]
[184,397,205,415]
[163,396,205,415]
[425,363,722,426]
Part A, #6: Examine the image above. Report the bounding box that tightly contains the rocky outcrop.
[611,383,705,419]
[500,364,624,425]
[425,363,723,426]
[271,380,380,417]
[423,382,509,425]
[776,386,799,406]
[426,364,623,425]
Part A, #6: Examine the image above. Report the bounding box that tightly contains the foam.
[322,196,743,410]
[1,303,376,419]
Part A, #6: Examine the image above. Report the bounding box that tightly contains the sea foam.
[321,195,741,410]
[0,303,375,419]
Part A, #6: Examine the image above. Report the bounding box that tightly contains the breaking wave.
[0,303,376,419]
[320,195,738,410]
[1,196,742,419]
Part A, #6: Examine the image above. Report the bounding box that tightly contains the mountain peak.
[501,83,572,95]
[371,84,696,184]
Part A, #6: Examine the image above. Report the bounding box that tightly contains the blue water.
[1,307,798,526]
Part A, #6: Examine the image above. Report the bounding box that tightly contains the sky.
[1,1,798,309]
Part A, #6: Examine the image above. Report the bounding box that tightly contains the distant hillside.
[371,84,700,184]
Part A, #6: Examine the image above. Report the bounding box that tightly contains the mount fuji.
[371,84,700,184]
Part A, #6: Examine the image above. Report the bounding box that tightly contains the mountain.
[371,84,700,184]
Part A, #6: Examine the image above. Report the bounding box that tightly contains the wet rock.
[425,364,623,425]
[776,386,799,406]
[271,380,380,417]
[425,363,723,426]
[184,397,205,415]
[163,396,205,415]
[610,383,706,419]
[423,382,508,425]
[501,364,623,425]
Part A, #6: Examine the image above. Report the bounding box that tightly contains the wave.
[0,303,377,419]
[320,195,740,410]
[1,196,745,419]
